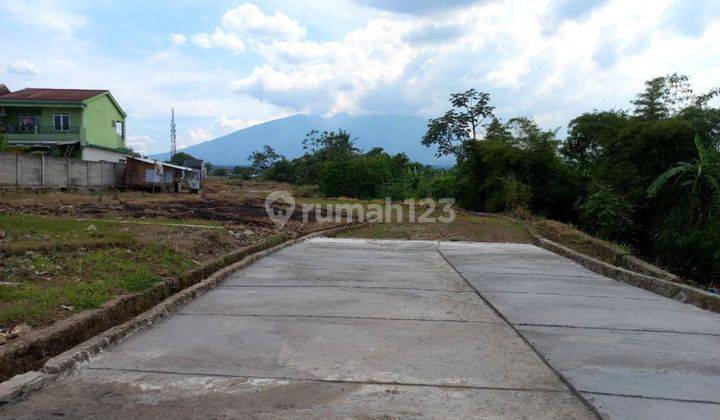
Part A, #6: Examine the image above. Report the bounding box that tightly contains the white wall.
[81,146,127,163]
[0,152,124,187]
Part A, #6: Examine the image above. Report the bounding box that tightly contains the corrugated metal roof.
[127,156,194,171]
[0,88,107,102]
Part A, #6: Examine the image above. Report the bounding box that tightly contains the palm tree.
[648,134,720,225]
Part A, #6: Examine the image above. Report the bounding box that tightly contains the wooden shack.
[124,156,201,193]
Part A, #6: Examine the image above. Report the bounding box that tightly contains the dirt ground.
[0,178,532,340]
[0,179,314,235]
[339,211,531,243]
[0,179,341,335]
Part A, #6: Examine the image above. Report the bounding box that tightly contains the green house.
[0,85,130,162]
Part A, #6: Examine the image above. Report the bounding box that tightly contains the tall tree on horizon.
[421,88,495,158]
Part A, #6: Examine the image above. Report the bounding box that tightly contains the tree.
[648,134,720,225]
[230,165,252,180]
[421,88,495,158]
[248,145,284,175]
[167,152,195,166]
[212,166,227,176]
[561,110,629,169]
[302,130,357,160]
[632,74,704,120]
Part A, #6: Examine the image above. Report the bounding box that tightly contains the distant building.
[182,157,205,173]
[0,86,129,162]
[125,156,203,193]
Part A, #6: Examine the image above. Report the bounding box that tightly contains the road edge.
[473,212,720,315]
[0,221,365,406]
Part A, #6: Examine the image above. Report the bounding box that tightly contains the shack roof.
[126,156,194,172]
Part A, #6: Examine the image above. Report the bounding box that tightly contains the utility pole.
[170,107,177,159]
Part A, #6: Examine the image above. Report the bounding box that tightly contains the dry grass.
[0,212,251,329]
[0,179,342,332]
[0,179,534,332]
[339,212,531,243]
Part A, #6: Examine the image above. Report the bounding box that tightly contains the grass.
[0,212,218,329]
[0,212,134,242]
[525,217,633,261]
[2,180,536,331]
[83,216,225,228]
[0,244,194,327]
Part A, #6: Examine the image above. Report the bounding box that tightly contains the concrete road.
[440,242,720,419]
[2,238,718,418]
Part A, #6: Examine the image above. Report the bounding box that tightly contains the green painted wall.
[0,93,127,151]
[1,107,82,131]
[83,94,125,149]
[0,106,84,142]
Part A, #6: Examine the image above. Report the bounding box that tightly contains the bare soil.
[0,179,342,333]
[339,212,531,243]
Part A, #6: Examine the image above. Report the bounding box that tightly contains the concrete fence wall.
[0,153,124,189]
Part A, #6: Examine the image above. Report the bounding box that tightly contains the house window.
[53,113,70,131]
[18,115,38,133]
[115,120,124,137]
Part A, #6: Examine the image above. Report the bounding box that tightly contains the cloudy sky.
[1,0,718,154]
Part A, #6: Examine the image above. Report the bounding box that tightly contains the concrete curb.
[0,221,363,405]
[535,236,720,313]
[490,213,720,314]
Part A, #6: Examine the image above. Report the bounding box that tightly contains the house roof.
[0,84,10,96]
[0,88,107,102]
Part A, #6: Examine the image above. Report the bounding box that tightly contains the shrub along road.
[3,237,719,418]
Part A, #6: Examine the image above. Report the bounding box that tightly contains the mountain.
[150,114,453,166]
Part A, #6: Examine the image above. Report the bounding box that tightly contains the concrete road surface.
[3,238,719,419]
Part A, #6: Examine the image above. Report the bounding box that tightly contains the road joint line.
[84,366,568,394]
[468,272,601,279]
[436,244,603,419]
[220,284,475,293]
[479,290,665,301]
[174,312,502,324]
[580,390,720,406]
[515,323,720,337]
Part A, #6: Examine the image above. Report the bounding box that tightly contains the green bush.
[212,167,227,176]
[502,176,532,211]
[382,179,411,201]
[293,184,319,198]
[579,187,635,241]
[429,172,457,199]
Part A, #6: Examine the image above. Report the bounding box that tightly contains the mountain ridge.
[149,113,452,166]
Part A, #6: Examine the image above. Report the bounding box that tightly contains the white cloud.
[183,128,212,148]
[220,3,306,42]
[169,33,187,46]
[5,0,720,156]
[6,60,41,75]
[126,135,153,154]
[1,0,86,35]
[191,3,305,53]
[218,113,282,132]
[219,114,252,130]
[192,29,246,53]
[223,0,720,128]
[232,18,416,113]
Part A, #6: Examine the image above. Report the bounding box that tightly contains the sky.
[1,0,719,155]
